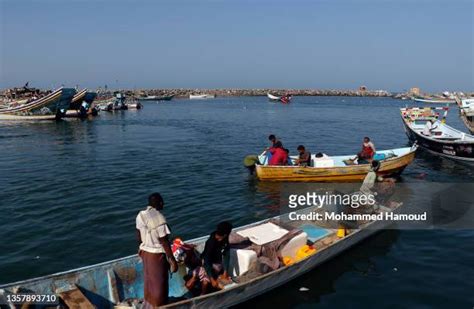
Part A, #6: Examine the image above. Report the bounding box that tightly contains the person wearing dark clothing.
[201,221,233,289]
[295,145,311,166]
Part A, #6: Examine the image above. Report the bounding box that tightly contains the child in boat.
[201,221,233,290]
[295,145,311,166]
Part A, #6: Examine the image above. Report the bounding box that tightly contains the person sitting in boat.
[136,193,178,307]
[201,221,233,290]
[295,145,311,166]
[356,137,376,164]
[423,119,438,136]
[268,141,289,166]
[266,134,283,150]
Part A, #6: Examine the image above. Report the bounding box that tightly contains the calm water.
[0,97,473,307]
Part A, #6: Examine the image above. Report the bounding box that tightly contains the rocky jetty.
[126,88,392,98]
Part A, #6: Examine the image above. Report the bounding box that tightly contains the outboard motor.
[243,155,260,175]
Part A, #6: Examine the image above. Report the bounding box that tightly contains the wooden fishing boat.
[401,107,474,163]
[254,147,416,182]
[0,202,402,308]
[138,95,174,101]
[459,105,474,134]
[0,87,76,120]
[411,96,456,104]
[189,94,215,99]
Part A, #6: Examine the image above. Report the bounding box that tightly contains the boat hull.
[0,88,76,120]
[412,97,456,104]
[255,151,415,182]
[402,118,474,162]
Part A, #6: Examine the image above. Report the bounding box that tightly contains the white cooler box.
[313,158,334,168]
[229,249,257,277]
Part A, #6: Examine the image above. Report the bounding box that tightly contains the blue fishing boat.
[0,202,402,308]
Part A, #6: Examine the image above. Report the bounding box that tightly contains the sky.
[0,0,473,92]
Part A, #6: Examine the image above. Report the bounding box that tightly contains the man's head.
[268,134,276,143]
[297,145,305,154]
[148,192,164,210]
[364,137,370,143]
[215,221,233,241]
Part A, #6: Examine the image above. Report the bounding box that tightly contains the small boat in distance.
[0,201,402,308]
[138,94,175,101]
[267,93,292,104]
[411,96,456,104]
[189,94,215,99]
[0,87,76,120]
[401,107,474,163]
[253,146,416,182]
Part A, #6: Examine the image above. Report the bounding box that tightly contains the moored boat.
[267,93,280,101]
[459,108,474,134]
[254,147,416,182]
[411,96,456,104]
[67,90,98,118]
[401,107,474,163]
[0,87,76,120]
[189,94,215,99]
[0,201,402,308]
[138,94,174,101]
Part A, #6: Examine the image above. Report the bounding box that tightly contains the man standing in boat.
[295,145,311,166]
[136,193,178,307]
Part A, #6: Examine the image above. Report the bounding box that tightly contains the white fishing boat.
[0,202,402,308]
[411,96,456,104]
[267,93,281,101]
[401,107,474,162]
[189,94,215,99]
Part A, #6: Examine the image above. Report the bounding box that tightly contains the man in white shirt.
[423,119,437,136]
[136,193,178,308]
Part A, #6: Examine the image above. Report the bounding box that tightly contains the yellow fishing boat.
[254,146,417,182]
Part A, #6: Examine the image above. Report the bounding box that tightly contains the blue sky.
[1,0,472,91]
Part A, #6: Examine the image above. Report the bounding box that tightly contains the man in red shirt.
[268,141,288,165]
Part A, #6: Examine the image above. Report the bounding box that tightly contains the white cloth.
[136,206,171,254]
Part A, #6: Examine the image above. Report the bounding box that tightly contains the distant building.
[359,85,367,92]
[409,87,421,96]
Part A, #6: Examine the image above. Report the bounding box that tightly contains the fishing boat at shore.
[96,92,129,111]
[401,107,474,163]
[138,94,174,101]
[189,94,215,99]
[0,87,76,120]
[411,96,456,104]
[0,200,402,308]
[252,147,416,182]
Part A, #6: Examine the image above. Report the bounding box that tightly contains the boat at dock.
[0,87,76,120]
[66,90,98,118]
[189,94,215,99]
[254,147,416,182]
[0,201,402,308]
[138,94,174,101]
[401,107,474,163]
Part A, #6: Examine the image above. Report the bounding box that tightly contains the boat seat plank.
[58,287,95,309]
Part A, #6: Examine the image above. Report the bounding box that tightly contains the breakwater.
[126,88,392,98]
